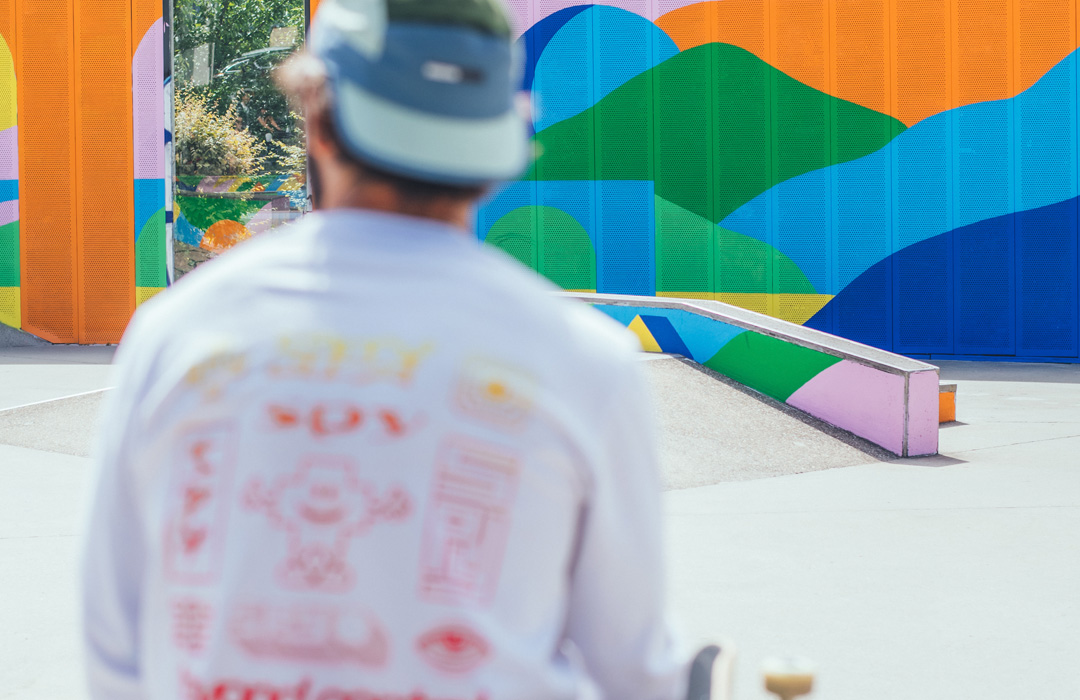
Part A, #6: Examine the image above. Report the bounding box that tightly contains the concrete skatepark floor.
[1,346,1079,699]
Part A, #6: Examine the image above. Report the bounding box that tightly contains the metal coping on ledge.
[563,292,939,378]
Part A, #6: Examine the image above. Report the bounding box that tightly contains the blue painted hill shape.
[721,49,1079,296]
[531,5,678,131]
[520,5,591,93]
[806,195,1078,359]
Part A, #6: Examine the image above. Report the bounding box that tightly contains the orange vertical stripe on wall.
[74,0,133,343]
[18,0,78,343]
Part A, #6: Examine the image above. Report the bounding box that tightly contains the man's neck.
[314,167,473,231]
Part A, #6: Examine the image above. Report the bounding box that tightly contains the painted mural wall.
[0,0,166,344]
[478,0,1080,361]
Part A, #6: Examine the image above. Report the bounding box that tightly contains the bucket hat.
[310,0,528,186]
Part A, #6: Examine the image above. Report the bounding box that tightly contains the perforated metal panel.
[829,0,889,343]
[76,0,133,343]
[893,0,952,354]
[715,1,767,311]
[775,0,828,318]
[597,180,653,295]
[655,42,712,296]
[955,0,1014,355]
[593,4,651,295]
[0,0,15,311]
[1016,0,1078,357]
[19,0,78,343]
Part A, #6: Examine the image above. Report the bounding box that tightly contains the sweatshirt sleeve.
[81,325,153,700]
[564,356,689,700]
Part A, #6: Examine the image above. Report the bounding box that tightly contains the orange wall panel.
[18,0,78,343]
[74,0,133,343]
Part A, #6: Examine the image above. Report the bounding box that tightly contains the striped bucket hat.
[310,0,528,186]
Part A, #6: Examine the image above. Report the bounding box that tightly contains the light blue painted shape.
[593,305,746,363]
[597,180,655,296]
[135,178,166,241]
[721,49,1079,295]
[0,179,17,203]
[532,5,678,132]
[174,212,204,246]
[477,181,659,291]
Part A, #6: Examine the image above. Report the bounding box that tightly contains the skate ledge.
[561,292,939,458]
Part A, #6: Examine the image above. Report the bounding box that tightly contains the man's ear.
[306,110,338,163]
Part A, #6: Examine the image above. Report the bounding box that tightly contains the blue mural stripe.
[640,315,691,357]
[135,178,166,242]
[0,179,18,203]
[722,49,1080,297]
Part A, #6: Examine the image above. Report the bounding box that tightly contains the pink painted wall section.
[906,371,940,457]
[133,18,163,180]
[0,198,17,228]
[0,126,16,180]
[511,0,699,36]
[786,360,906,455]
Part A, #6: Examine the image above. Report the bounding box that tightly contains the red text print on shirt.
[416,624,490,674]
[419,439,520,606]
[244,455,411,592]
[181,674,487,700]
[164,423,239,585]
[264,402,425,441]
[172,598,213,655]
[181,673,312,700]
[230,602,388,667]
[454,358,534,431]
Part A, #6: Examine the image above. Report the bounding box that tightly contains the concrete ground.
[1,347,1078,699]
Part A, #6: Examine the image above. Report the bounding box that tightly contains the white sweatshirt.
[82,209,687,700]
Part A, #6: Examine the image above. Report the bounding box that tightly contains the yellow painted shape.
[0,286,19,328]
[656,291,714,301]
[0,32,15,132]
[656,292,834,325]
[628,315,662,353]
[565,288,597,293]
[136,287,164,306]
[939,390,956,423]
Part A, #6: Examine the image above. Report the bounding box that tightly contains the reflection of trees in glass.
[174,0,305,176]
[175,89,266,176]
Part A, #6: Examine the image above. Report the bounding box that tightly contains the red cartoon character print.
[231,602,389,667]
[164,423,239,585]
[417,624,490,674]
[419,439,520,606]
[244,455,411,592]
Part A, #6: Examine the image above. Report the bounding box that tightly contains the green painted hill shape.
[529,42,906,224]
[485,206,596,291]
[704,331,842,402]
[654,195,817,294]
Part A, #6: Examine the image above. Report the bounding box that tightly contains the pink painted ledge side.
[786,360,906,455]
[906,371,940,456]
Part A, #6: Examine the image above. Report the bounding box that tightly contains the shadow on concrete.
[888,454,969,467]
[936,360,1080,384]
[0,345,116,365]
